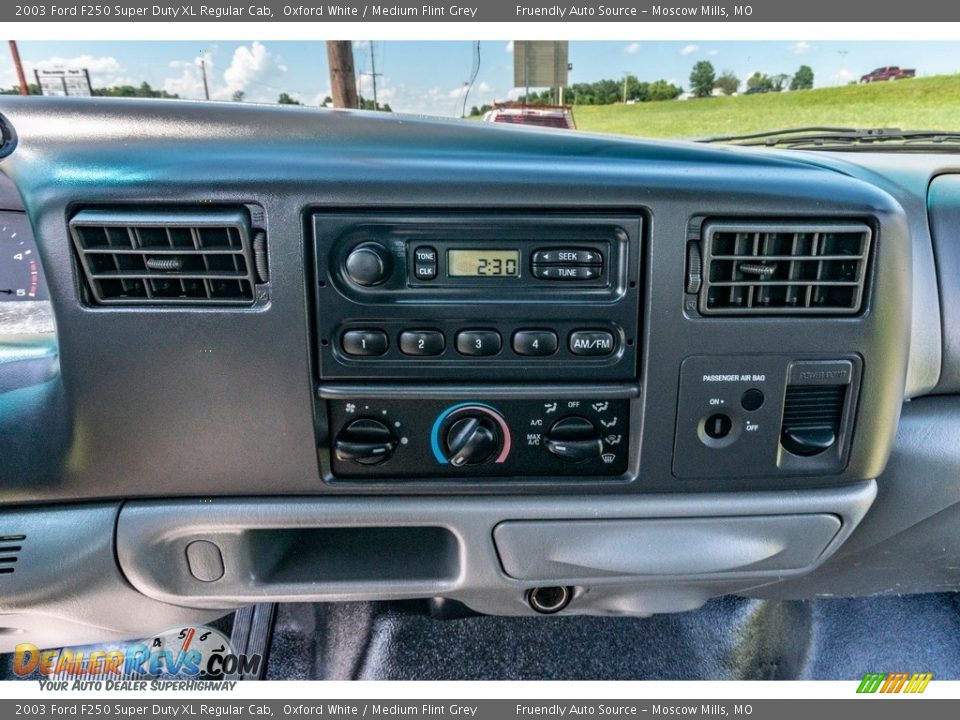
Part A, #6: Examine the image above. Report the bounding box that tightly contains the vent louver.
[698,221,871,315]
[70,209,260,306]
[0,534,25,576]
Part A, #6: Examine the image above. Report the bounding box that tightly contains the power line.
[460,41,481,117]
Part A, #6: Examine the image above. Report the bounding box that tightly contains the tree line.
[689,61,815,98]
[0,82,395,110]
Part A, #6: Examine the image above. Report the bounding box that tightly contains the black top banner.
[4,1,953,22]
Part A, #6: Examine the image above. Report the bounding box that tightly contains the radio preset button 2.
[456,330,502,357]
[400,329,445,356]
[341,329,389,357]
[512,330,559,356]
[569,330,616,356]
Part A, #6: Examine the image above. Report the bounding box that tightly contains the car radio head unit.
[312,212,643,382]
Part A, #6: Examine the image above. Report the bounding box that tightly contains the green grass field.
[572,74,960,139]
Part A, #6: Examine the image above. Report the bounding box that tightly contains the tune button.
[456,330,502,357]
[512,329,559,356]
[533,265,601,281]
[399,329,445,356]
[341,329,389,357]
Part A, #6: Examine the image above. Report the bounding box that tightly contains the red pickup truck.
[860,66,916,83]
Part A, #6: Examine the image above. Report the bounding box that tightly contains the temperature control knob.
[544,416,603,463]
[444,414,502,466]
[344,242,392,287]
[334,418,397,465]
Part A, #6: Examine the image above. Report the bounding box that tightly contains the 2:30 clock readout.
[447,249,520,277]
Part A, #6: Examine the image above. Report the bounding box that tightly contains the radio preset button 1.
[341,329,389,357]
[512,329,559,356]
[569,330,616,356]
[400,329,445,356]
[532,265,601,281]
[456,330,502,357]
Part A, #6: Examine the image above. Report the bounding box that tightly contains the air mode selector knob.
[334,418,397,465]
[344,242,392,287]
[445,415,501,467]
[544,415,603,463]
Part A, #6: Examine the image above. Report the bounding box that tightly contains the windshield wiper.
[695,127,960,151]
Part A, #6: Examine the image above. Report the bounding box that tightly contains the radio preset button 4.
[512,330,559,356]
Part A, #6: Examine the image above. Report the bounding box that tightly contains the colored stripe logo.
[857,672,932,694]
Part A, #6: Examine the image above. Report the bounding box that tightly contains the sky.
[4,40,960,116]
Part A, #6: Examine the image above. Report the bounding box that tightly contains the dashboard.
[0,97,958,649]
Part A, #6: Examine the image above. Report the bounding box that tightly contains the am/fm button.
[568,330,616,356]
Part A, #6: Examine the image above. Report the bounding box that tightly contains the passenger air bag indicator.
[569,330,615,356]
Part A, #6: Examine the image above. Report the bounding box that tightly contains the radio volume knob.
[344,242,392,287]
[445,414,501,466]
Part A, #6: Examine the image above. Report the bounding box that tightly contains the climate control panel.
[327,397,630,480]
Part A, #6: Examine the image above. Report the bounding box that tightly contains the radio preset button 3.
[456,330,502,356]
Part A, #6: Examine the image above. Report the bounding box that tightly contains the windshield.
[3,40,957,149]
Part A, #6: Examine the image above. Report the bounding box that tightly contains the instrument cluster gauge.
[0,211,48,301]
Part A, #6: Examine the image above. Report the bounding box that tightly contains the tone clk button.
[569,330,616,356]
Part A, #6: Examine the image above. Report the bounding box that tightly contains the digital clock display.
[447,249,520,277]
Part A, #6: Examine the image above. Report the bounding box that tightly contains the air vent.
[698,221,871,315]
[0,534,25,575]
[70,209,261,305]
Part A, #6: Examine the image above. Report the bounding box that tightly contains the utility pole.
[326,41,359,109]
[199,50,210,100]
[622,72,629,103]
[368,42,382,111]
[8,41,29,96]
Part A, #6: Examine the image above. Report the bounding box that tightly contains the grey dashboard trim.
[0,97,912,501]
[116,482,876,616]
[927,175,960,394]
[774,150,945,398]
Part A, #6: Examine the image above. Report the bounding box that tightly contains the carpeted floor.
[264,594,960,680]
